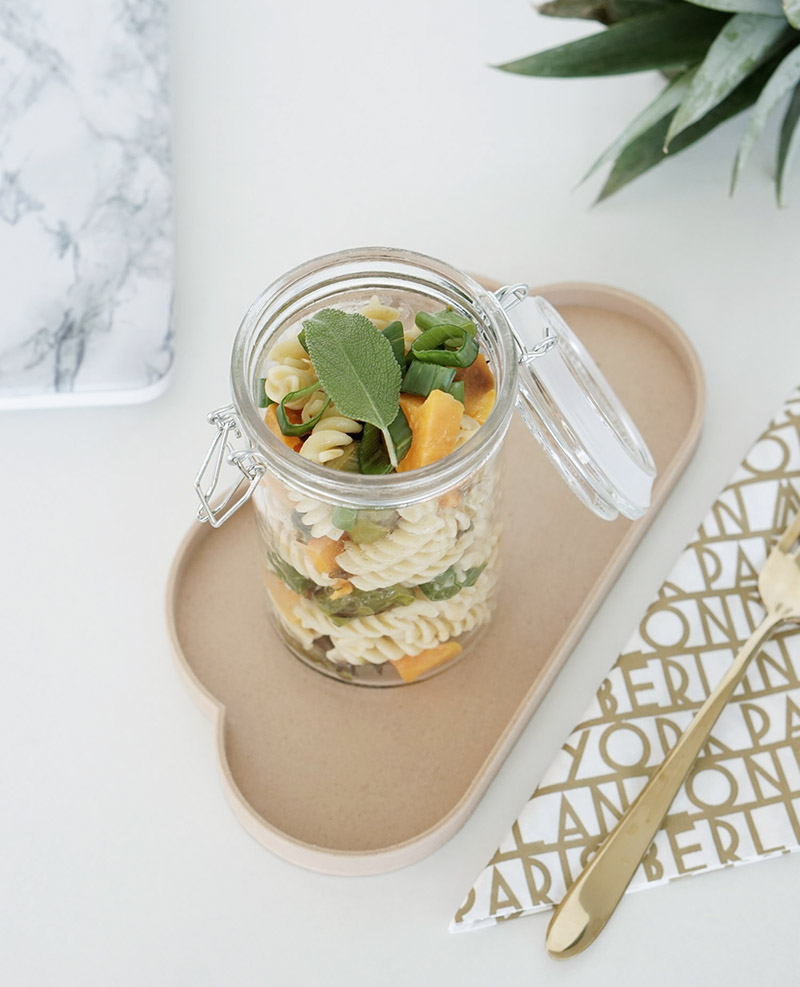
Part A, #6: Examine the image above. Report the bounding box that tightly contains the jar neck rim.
[230,246,518,506]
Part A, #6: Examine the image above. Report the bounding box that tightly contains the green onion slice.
[331,506,358,531]
[314,583,415,620]
[381,320,406,368]
[325,442,361,473]
[275,383,331,436]
[268,552,314,594]
[411,324,479,368]
[418,562,487,601]
[257,378,273,408]
[359,408,413,474]
[402,359,456,397]
[348,518,388,544]
[415,308,477,337]
[447,380,465,405]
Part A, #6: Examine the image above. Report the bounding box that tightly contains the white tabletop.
[3,1,799,984]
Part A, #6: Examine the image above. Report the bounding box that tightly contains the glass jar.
[194,247,655,686]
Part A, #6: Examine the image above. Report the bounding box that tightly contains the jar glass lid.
[498,288,656,521]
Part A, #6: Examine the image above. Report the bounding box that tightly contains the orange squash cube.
[390,641,463,683]
[454,353,496,424]
[397,388,463,472]
[306,536,345,575]
[264,405,303,452]
[263,571,303,625]
[398,392,425,428]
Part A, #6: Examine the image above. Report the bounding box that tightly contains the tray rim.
[166,279,706,876]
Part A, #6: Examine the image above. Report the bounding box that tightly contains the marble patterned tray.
[166,281,705,875]
[0,1,172,408]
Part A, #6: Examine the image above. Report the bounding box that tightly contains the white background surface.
[3,1,800,984]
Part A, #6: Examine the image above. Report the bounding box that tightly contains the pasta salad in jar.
[253,292,502,684]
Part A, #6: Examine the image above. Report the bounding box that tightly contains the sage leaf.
[732,46,800,193]
[303,308,401,431]
[777,79,800,204]
[665,14,793,146]
[497,6,727,77]
[581,68,697,184]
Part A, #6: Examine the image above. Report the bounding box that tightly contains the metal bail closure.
[496,287,656,521]
[195,404,267,528]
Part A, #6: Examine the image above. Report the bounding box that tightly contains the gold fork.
[546,509,800,959]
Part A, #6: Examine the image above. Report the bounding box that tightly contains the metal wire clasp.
[194,404,266,528]
[495,283,558,363]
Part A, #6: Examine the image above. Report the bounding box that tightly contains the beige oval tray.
[166,281,705,875]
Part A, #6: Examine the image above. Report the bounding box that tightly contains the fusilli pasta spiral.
[299,414,362,465]
[264,363,317,407]
[288,569,497,665]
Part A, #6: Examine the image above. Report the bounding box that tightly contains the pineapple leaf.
[665,14,793,146]
[784,0,800,28]
[537,0,669,21]
[777,79,800,203]
[732,45,800,193]
[684,0,784,13]
[497,5,728,77]
[597,56,780,200]
[581,68,698,184]
[536,0,613,21]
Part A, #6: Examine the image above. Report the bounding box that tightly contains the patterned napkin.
[452,386,800,933]
[0,1,172,405]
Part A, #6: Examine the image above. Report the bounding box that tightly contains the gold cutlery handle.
[545,612,783,959]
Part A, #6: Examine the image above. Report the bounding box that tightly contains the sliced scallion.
[331,505,358,531]
[402,359,456,397]
[415,308,477,337]
[349,518,388,544]
[381,320,406,368]
[268,552,314,594]
[276,383,331,436]
[447,380,465,405]
[257,378,273,408]
[359,408,412,474]
[418,562,487,602]
[326,442,361,473]
[410,324,479,368]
